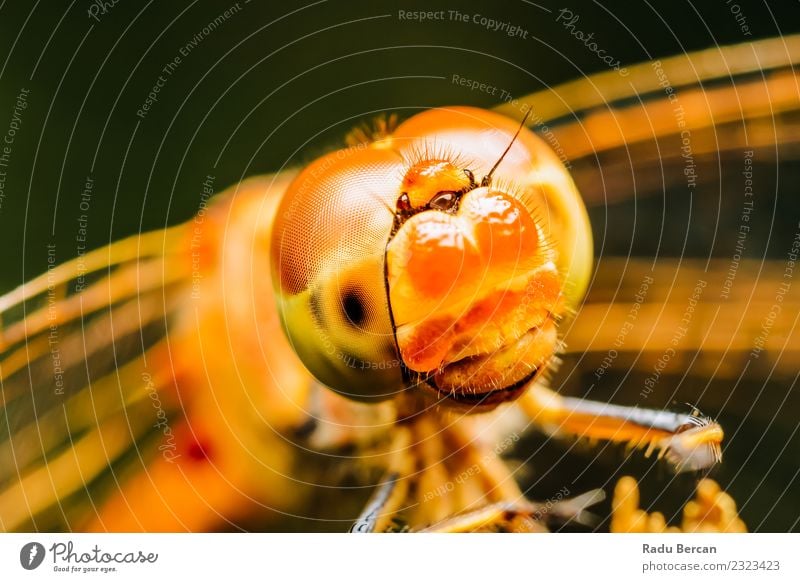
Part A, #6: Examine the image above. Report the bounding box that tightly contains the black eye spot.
[429,191,458,211]
[342,289,366,326]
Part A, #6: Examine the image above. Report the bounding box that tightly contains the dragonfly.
[1,33,796,533]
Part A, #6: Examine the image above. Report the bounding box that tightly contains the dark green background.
[1,0,797,279]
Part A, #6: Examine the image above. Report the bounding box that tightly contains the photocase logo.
[19,542,46,570]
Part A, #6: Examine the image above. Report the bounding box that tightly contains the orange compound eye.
[460,188,540,271]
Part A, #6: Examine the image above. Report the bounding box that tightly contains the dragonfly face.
[270,106,593,408]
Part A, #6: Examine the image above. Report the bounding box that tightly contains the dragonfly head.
[271,107,591,410]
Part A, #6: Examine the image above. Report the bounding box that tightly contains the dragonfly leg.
[351,413,607,532]
[349,417,528,532]
[416,489,605,532]
[350,427,414,533]
[410,420,604,532]
[417,501,540,532]
[519,383,723,471]
[350,472,406,533]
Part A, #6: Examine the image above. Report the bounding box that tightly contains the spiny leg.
[351,411,608,533]
[417,488,606,533]
[349,418,526,533]
[412,419,603,532]
[417,501,539,533]
[416,421,605,532]
[350,427,413,533]
[520,383,723,471]
[350,473,404,533]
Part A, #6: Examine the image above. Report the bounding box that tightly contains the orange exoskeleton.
[10,27,793,529]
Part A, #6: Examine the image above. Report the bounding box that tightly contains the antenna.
[481,108,532,187]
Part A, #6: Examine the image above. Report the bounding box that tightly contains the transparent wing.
[0,225,191,531]
[491,34,800,370]
[494,33,800,205]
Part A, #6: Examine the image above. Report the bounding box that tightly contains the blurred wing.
[562,256,800,377]
[494,33,800,205]
[0,225,192,531]
[0,172,316,533]
[492,35,800,377]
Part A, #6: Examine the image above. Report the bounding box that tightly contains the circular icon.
[19,542,46,570]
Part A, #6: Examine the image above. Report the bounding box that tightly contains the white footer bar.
[1,533,797,581]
